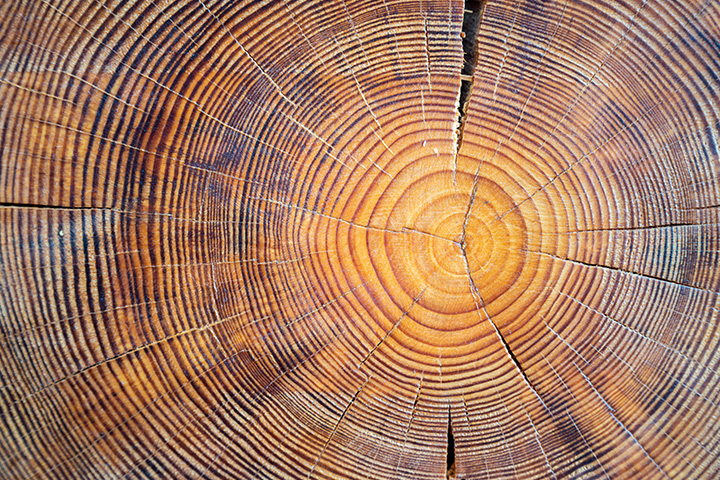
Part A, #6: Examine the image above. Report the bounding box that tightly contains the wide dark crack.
[455,0,486,153]
[446,408,456,479]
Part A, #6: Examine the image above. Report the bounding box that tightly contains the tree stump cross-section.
[1,0,719,479]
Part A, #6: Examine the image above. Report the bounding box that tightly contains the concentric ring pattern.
[1,0,719,478]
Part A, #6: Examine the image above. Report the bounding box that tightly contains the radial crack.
[577,364,670,479]
[446,407,456,479]
[453,1,486,162]
[308,378,370,479]
[460,236,551,414]
[358,288,426,368]
[536,251,718,295]
[0,202,114,211]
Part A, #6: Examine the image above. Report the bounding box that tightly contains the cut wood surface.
[1,0,719,478]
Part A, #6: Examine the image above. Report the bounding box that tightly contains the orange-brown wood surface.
[1,0,719,478]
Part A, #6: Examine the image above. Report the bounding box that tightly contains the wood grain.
[1,0,719,478]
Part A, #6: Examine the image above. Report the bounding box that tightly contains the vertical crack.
[446,407,456,479]
[454,0,486,160]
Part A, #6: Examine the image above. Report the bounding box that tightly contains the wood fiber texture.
[1,0,719,479]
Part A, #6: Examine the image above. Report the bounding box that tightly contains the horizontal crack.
[0,202,115,211]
